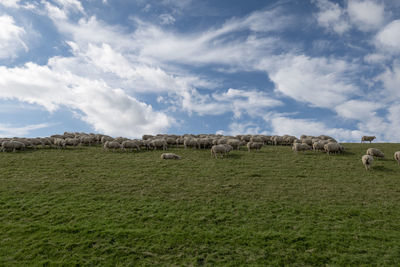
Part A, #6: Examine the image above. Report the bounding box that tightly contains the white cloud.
[159,14,175,25]
[265,114,363,142]
[0,15,27,59]
[377,61,400,99]
[263,54,358,109]
[347,0,385,31]
[375,20,400,54]
[0,0,21,8]
[313,0,350,34]
[0,122,52,137]
[217,122,267,136]
[0,62,172,138]
[335,100,383,120]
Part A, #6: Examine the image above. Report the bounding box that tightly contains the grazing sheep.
[211,144,233,158]
[394,151,400,165]
[1,140,25,152]
[362,155,374,170]
[54,138,66,149]
[366,148,385,158]
[65,138,80,147]
[247,142,263,152]
[198,138,213,149]
[227,139,241,150]
[103,141,121,151]
[324,142,342,154]
[361,136,376,143]
[80,136,95,146]
[184,138,198,149]
[312,141,325,151]
[161,153,181,160]
[101,136,114,144]
[292,143,312,153]
[149,139,168,150]
[302,139,313,146]
[121,140,140,152]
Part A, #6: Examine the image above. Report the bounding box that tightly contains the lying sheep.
[247,142,263,152]
[362,155,374,170]
[366,148,384,158]
[211,144,233,158]
[394,151,400,165]
[103,141,121,151]
[160,153,181,160]
[361,136,376,143]
[1,140,25,152]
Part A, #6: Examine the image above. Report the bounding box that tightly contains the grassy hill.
[1,143,400,265]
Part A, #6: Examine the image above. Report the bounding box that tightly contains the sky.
[0,0,399,142]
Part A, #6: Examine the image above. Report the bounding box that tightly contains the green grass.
[1,143,400,265]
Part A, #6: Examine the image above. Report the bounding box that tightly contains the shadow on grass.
[373,165,396,172]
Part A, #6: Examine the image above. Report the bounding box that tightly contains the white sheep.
[211,144,233,158]
[361,136,376,143]
[247,142,263,152]
[366,148,384,158]
[394,151,400,165]
[324,142,343,154]
[362,155,374,170]
[161,153,181,160]
[1,140,25,152]
[292,143,312,153]
[121,140,140,152]
[227,139,241,150]
[103,140,121,151]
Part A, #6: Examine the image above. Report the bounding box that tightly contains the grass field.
[1,143,400,265]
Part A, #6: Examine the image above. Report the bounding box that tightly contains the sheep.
[227,138,241,150]
[362,155,374,170]
[1,140,25,152]
[211,144,233,158]
[198,138,213,149]
[121,140,140,152]
[103,140,121,151]
[394,151,400,165]
[247,142,263,152]
[80,135,95,146]
[149,139,168,150]
[53,138,66,149]
[65,138,80,147]
[161,153,181,160]
[324,142,342,154]
[361,136,376,143]
[292,143,312,153]
[367,148,384,158]
[312,141,325,151]
[184,138,198,149]
[302,138,313,146]
[101,136,114,144]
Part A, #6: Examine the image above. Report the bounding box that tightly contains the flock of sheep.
[0,132,399,170]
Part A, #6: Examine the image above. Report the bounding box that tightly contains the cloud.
[377,61,400,99]
[335,100,383,120]
[263,54,359,109]
[313,0,350,34]
[159,14,175,25]
[0,15,28,59]
[216,122,267,136]
[0,62,172,138]
[347,0,385,31]
[265,114,363,142]
[375,20,400,54]
[0,122,52,137]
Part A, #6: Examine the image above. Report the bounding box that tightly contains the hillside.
[1,143,400,265]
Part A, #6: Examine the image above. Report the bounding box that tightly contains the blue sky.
[0,0,399,141]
